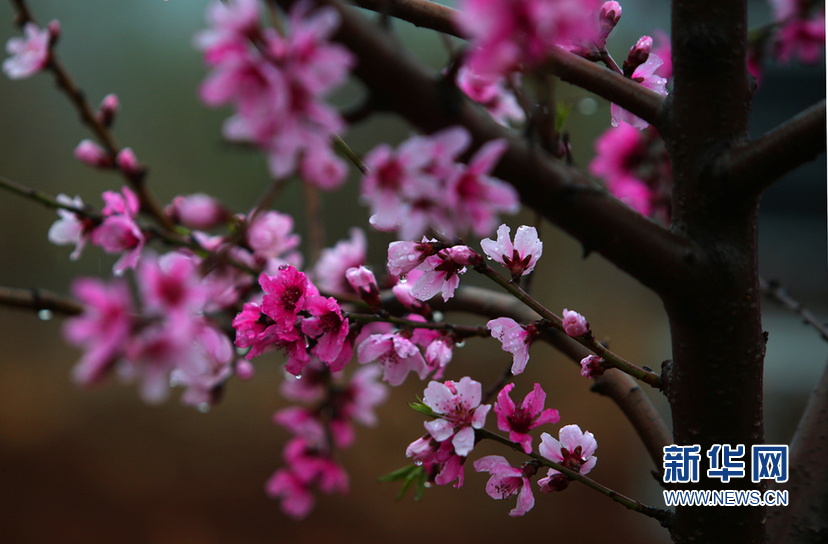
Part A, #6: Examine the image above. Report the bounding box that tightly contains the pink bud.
[116,147,140,176]
[47,20,60,44]
[235,359,255,381]
[74,139,112,168]
[167,193,229,230]
[346,266,382,308]
[598,2,622,43]
[96,93,119,126]
[562,309,590,337]
[580,355,606,378]
[624,36,653,77]
[447,245,482,267]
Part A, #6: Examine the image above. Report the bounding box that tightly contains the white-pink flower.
[455,64,525,126]
[538,424,598,492]
[48,194,92,260]
[473,455,535,516]
[313,228,366,295]
[3,21,52,79]
[422,377,491,457]
[487,317,535,375]
[611,53,668,130]
[410,248,471,302]
[356,332,429,386]
[481,224,543,279]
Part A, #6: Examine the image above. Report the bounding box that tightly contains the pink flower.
[48,194,93,260]
[652,30,672,80]
[265,468,316,519]
[299,145,348,190]
[233,301,279,358]
[457,0,603,76]
[538,424,598,492]
[387,238,440,277]
[90,215,145,276]
[124,322,191,404]
[455,64,525,126]
[2,21,52,79]
[422,377,491,457]
[597,2,622,44]
[481,224,543,279]
[171,322,235,407]
[447,138,519,236]
[487,317,535,375]
[589,123,646,181]
[167,193,229,230]
[338,364,389,428]
[623,35,653,76]
[774,14,826,64]
[473,455,535,516]
[561,309,589,337]
[611,53,668,129]
[137,251,206,316]
[63,277,134,385]
[405,435,468,488]
[410,248,470,302]
[495,383,560,453]
[74,140,112,168]
[194,0,261,65]
[312,228,366,295]
[246,210,301,262]
[357,332,429,386]
[116,148,140,176]
[608,175,653,215]
[260,265,315,329]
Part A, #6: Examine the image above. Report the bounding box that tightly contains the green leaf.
[409,401,435,417]
[378,464,429,501]
[378,464,419,482]
[556,102,573,133]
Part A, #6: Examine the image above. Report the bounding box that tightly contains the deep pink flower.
[260,265,314,329]
[774,14,826,64]
[487,317,535,375]
[598,2,622,44]
[538,424,598,492]
[90,215,145,276]
[233,301,279,358]
[422,377,491,457]
[562,309,589,337]
[312,228,366,295]
[652,30,672,80]
[611,53,668,129]
[265,468,316,519]
[300,294,349,366]
[608,175,653,215]
[48,194,93,261]
[356,331,429,386]
[473,455,535,516]
[3,21,52,79]
[481,224,543,279]
[495,383,560,453]
[589,123,646,182]
[63,277,134,386]
[74,140,111,168]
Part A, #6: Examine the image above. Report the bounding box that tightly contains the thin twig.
[0,286,83,316]
[760,276,828,343]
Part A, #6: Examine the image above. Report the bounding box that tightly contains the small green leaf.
[556,102,573,133]
[409,401,435,417]
[378,464,419,482]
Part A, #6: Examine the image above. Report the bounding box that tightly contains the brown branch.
[766,359,828,544]
[288,0,695,297]
[721,100,827,196]
[0,286,83,316]
[7,0,175,231]
[350,0,667,130]
[760,276,828,343]
[429,286,672,470]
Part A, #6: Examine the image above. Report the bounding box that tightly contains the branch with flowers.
[0,0,825,542]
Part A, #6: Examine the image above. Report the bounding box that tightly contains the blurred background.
[0,1,824,543]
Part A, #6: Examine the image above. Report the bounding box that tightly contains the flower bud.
[598,2,622,43]
[346,266,382,309]
[96,93,119,127]
[167,193,230,230]
[47,20,61,44]
[623,36,653,77]
[74,139,112,168]
[580,355,606,378]
[562,309,590,337]
[116,147,140,176]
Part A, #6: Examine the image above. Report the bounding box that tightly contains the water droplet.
[455,340,466,348]
[295,374,302,379]
[399,275,408,284]
[414,460,423,466]
[197,402,210,413]
[577,97,598,116]
[113,268,124,278]
[431,311,444,322]
[424,482,432,488]
[407,254,417,262]
[37,309,53,321]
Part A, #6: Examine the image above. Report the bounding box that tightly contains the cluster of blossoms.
[195,0,353,188]
[362,128,519,240]
[268,360,388,518]
[769,0,825,65]
[63,251,252,407]
[589,123,672,221]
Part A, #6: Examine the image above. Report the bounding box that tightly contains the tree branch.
[430,286,672,470]
[766,359,828,544]
[721,100,826,196]
[290,0,695,297]
[0,286,83,316]
[350,0,667,130]
[760,276,828,343]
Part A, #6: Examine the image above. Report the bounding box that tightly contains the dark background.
[0,1,824,543]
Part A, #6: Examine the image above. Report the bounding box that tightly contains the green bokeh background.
[0,1,824,543]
